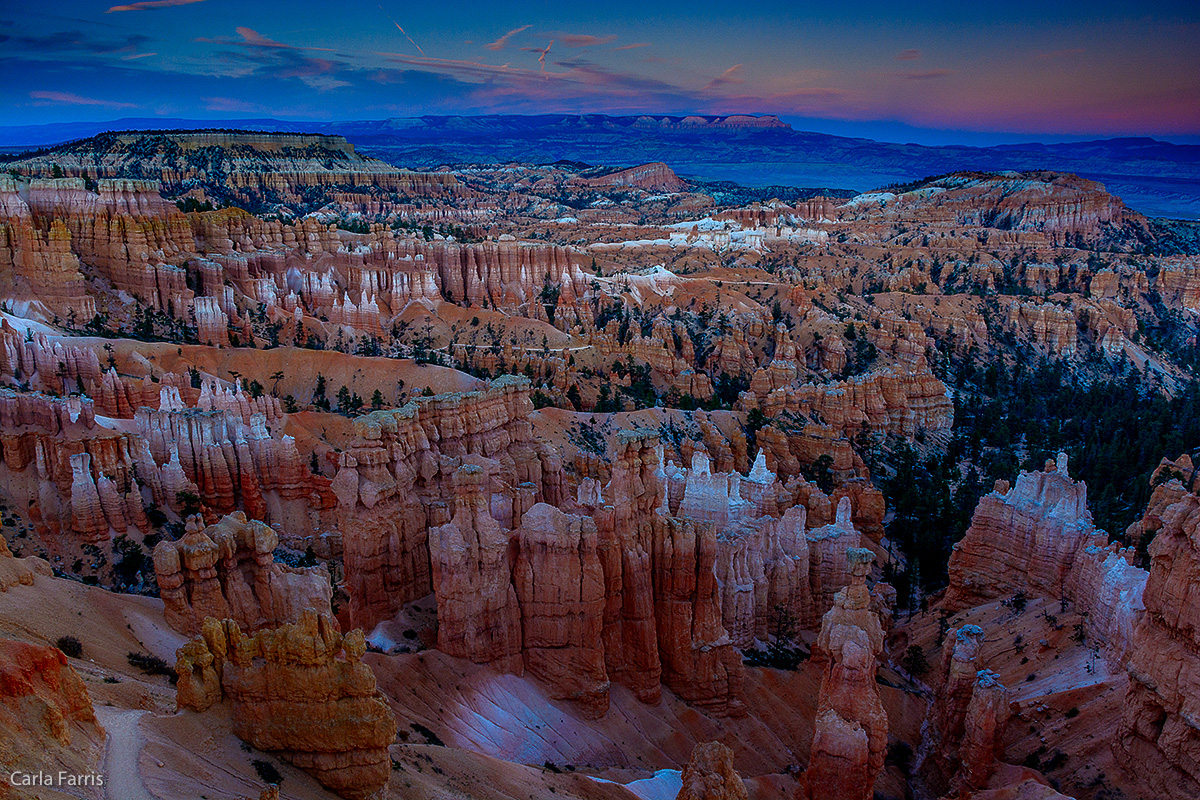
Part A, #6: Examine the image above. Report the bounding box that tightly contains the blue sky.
[2,0,1198,144]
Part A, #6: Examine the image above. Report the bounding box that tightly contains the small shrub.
[1009,591,1028,614]
[1043,750,1069,771]
[901,645,931,676]
[410,722,444,746]
[55,635,83,658]
[1065,707,1080,719]
[886,740,913,773]
[251,759,282,785]
[127,651,175,682]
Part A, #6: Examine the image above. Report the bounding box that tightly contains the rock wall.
[428,464,523,672]
[1115,486,1200,799]
[175,612,396,800]
[333,376,556,631]
[512,502,608,718]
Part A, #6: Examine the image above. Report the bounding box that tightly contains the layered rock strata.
[175,611,396,800]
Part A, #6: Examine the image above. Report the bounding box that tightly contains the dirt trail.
[94,707,157,800]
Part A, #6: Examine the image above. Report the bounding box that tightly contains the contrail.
[537,40,553,73]
[378,3,424,56]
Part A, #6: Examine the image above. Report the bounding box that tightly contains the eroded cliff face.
[0,381,332,585]
[154,512,332,636]
[11,132,459,213]
[428,464,524,673]
[332,376,555,631]
[945,454,1147,659]
[175,611,396,800]
[1115,486,1200,799]
[334,397,882,718]
[935,452,1200,800]
[512,502,609,718]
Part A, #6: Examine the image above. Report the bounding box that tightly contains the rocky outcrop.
[946,454,1148,658]
[917,625,1011,796]
[675,741,749,800]
[0,536,50,591]
[428,464,523,673]
[746,357,953,440]
[592,431,747,715]
[175,612,396,800]
[334,376,558,631]
[807,548,887,800]
[583,163,687,193]
[512,502,608,718]
[956,670,1011,794]
[153,513,332,636]
[650,514,746,715]
[0,177,97,321]
[0,639,104,794]
[1115,486,1200,799]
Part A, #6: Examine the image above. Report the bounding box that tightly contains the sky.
[2,0,1199,145]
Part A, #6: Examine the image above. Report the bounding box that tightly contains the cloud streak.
[559,34,617,48]
[486,25,530,51]
[30,90,137,107]
[107,0,206,12]
[377,3,425,56]
[704,64,744,91]
[1037,48,1085,60]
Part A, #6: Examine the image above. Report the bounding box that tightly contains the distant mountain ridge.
[2,114,1197,218]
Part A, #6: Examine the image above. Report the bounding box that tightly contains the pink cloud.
[29,91,137,107]
[896,49,922,61]
[559,34,618,48]
[107,0,206,12]
[704,64,744,91]
[612,42,652,51]
[486,25,530,51]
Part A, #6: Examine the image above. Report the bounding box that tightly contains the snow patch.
[590,769,683,800]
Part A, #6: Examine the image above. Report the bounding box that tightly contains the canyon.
[0,127,1196,800]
